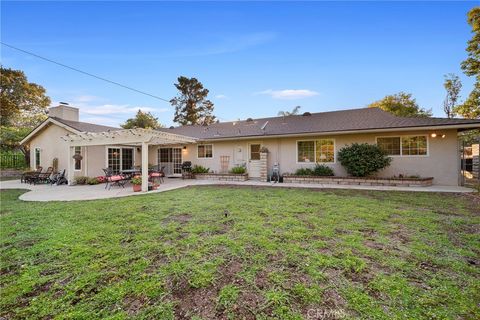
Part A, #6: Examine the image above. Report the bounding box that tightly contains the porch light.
[431,133,437,138]
[441,134,446,138]
[183,146,187,150]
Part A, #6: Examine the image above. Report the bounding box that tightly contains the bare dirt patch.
[171,258,245,319]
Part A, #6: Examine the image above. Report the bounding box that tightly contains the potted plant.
[131,176,142,192]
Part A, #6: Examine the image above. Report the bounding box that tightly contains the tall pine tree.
[170,76,216,125]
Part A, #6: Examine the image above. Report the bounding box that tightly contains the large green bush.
[337,143,392,177]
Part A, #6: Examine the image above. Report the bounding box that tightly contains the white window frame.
[296,138,336,164]
[197,144,214,159]
[34,147,41,168]
[74,146,82,171]
[105,146,136,171]
[375,135,429,157]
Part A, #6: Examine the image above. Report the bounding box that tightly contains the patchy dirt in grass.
[123,295,149,316]
[162,213,192,225]
[170,258,246,319]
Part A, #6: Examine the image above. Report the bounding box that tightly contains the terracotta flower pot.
[132,184,142,192]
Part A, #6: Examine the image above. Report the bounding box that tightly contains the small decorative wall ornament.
[259,146,269,153]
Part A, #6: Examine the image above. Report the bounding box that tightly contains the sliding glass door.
[158,148,182,175]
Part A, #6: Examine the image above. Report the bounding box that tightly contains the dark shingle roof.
[158,108,480,140]
[51,117,119,132]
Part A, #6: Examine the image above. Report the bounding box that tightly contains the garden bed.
[283,175,434,186]
[195,173,248,181]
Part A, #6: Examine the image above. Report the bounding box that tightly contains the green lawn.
[1,186,479,319]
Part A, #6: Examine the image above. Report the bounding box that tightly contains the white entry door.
[248,143,262,179]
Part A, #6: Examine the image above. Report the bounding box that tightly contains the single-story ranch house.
[21,104,480,191]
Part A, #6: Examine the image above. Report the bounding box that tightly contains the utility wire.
[1,42,171,103]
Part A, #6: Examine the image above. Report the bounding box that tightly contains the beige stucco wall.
[27,124,461,186]
[178,129,460,185]
[27,124,101,179]
[28,124,70,173]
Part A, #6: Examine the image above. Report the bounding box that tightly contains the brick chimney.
[48,102,79,121]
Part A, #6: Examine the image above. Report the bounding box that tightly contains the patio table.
[120,169,141,180]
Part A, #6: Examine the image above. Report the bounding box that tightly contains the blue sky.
[1,1,477,127]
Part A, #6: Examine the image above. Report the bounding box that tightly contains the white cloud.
[215,94,228,99]
[258,89,319,100]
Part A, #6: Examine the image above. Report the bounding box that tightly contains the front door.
[248,143,262,179]
[158,148,182,176]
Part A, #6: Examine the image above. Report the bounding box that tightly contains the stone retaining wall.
[0,169,23,178]
[195,173,248,181]
[283,175,434,187]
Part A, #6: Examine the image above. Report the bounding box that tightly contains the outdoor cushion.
[110,175,123,182]
[150,172,161,177]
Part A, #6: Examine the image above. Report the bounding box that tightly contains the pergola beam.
[62,128,196,147]
[62,128,196,192]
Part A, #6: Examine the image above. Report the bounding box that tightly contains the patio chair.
[50,169,68,186]
[31,167,54,185]
[103,168,127,190]
[149,165,165,185]
[21,166,42,183]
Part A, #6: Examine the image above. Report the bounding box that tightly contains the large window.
[197,144,213,158]
[377,136,427,156]
[35,148,41,168]
[74,146,82,170]
[297,139,335,163]
[402,136,427,156]
[377,137,401,156]
[107,147,134,173]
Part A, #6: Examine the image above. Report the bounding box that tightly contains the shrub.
[74,176,89,185]
[87,177,100,185]
[294,164,334,176]
[312,164,334,176]
[230,166,246,174]
[295,168,314,176]
[191,165,210,174]
[337,143,392,177]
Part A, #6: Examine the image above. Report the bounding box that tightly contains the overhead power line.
[1,41,171,103]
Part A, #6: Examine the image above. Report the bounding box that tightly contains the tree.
[278,106,301,116]
[170,76,216,125]
[454,85,480,119]
[443,73,462,118]
[457,7,480,119]
[0,66,51,127]
[120,110,163,129]
[368,92,432,117]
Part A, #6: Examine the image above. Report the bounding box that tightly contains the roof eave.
[196,123,480,142]
[20,118,82,145]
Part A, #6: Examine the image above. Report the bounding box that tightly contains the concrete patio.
[0,178,475,202]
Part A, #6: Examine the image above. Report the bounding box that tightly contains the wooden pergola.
[61,128,197,191]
